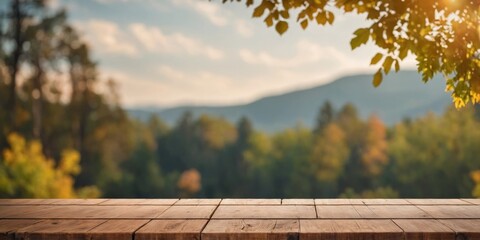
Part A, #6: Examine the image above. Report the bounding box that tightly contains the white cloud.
[100,61,369,107]
[129,23,224,60]
[235,20,254,38]
[157,65,233,90]
[239,39,360,68]
[75,20,138,56]
[100,65,238,106]
[171,0,254,38]
[172,0,228,26]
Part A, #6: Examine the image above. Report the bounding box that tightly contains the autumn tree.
[226,0,480,107]
[360,115,388,179]
[310,122,349,196]
[0,133,98,198]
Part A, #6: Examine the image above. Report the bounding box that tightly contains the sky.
[42,0,416,107]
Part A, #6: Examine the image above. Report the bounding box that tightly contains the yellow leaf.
[300,19,308,29]
[370,53,383,65]
[372,69,383,87]
[275,21,288,35]
[350,28,370,50]
[382,56,394,74]
[316,11,327,25]
[327,12,334,24]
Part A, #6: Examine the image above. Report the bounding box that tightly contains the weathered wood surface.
[1,198,480,239]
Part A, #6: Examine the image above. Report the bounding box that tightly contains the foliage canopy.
[225,0,480,107]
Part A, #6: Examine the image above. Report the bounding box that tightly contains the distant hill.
[128,70,452,132]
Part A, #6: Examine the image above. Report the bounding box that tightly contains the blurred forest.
[1,0,480,199]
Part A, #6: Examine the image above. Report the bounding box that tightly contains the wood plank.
[438,219,480,239]
[393,219,455,240]
[87,220,149,240]
[355,205,431,218]
[221,199,281,205]
[0,220,41,240]
[0,205,50,218]
[135,219,207,240]
[156,205,217,219]
[49,199,108,205]
[361,199,410,205]
[461,198,480,205]
[15,220,105,240]
[316,205,362,218]
[300,219,403,240]
[282,199,314,205]
[315,199,365,205]
[406,199,471,205]
[212,205,316,219]
[202,219,299,240]
[0,205,169,219]
[0,199,58,205]
[100,199,177,205]
[418,205,480,218]
[174,199,221,205]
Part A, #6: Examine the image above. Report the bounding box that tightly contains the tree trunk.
[7,0,23,131]
[32,61,43,141]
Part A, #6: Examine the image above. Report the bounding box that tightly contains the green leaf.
[383,56,394,74]
[350,28,370,50]
[275,21,289,35]
[300,19,308,29]
[370,53,383,65]
[373,69,383,87]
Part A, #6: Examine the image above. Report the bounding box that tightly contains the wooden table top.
[1,198,480,239]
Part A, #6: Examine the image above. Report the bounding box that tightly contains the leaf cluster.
[224,0,480,107]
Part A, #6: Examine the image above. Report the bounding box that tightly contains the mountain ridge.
[128,70,452,132]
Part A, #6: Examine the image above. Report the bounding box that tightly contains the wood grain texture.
[0,199,58,205]
[393,219,455,240]
[418,205,480,218]
[315,199,365,205]
[156,205,217,219]
[202,219,299,240]
[2,198,480,239]
[300,219,403,240]
[100,199,178,205]
[0,220,41,240]
[438,219,480,239]
[135,219,208,240]
[316,205,362,218]
[14,220,105,240]
[0,205,169,219]
[361,199,410,205]
[281,199,314,205]
[355,205,431,218]
[49,199,108,205]
[174,199,221,205]
[221,199,281,205]
[87,220,149,240]
[406,199,471,205]
[212,205,316,219]
[461,198,480,205]
[0,205,52,219]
